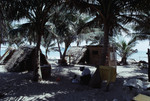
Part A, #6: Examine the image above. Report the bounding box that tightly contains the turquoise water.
[0,48,148,62]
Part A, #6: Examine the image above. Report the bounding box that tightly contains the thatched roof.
[0,47,15,65]
[66,46,87,64]
[4,46,49,72]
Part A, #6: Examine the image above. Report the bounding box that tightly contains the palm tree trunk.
[0,42,2,57]
[77,40,80,46]
[32,32,42,82]
[61,42,70,65]
[121,56,127,65]
[148,49,150,82]
[45,48,48,59]
[99,22,109,66]
[89,21,109,88]
[57,39,62,59]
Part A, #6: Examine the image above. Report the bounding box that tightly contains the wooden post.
[69,55,71,65]
[147,49,150,82]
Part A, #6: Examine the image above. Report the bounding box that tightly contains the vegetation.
[50,7,91,65]
[66,0,150,88]
[0,0,150,87]
[1,0,63,82]
[113,35,138,65]
[41,33,56,59]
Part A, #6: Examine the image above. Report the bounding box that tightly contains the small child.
[72,75,79,84]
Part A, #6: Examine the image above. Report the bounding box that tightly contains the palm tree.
[41,32,56,59]
[51,11,77,65]
[113,35,138,65]
[50,7,89,65]
[66,0,149,87]
[86,28,104,45]
[132,5,150,81]
[3,0,62,82]
[133,11,150,40]
[0,2,12,56]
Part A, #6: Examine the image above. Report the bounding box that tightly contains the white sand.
[0,61,150,101]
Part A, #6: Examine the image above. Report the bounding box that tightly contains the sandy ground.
[0,60,150,101]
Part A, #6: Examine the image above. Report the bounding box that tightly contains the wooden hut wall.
[66,45,117,66]
[87,46,117,66]
[87,46,103,66]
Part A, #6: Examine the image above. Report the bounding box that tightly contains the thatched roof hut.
[66,45,117,67]
[2,46,49,72]
[66,46,87,64]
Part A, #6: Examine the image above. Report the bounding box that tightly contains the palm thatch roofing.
[66,46,87,64]
[0,47,15,65]
[2,45,49,72]
[66,45,117,66]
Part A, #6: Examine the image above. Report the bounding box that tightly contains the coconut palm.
[50,7,90,65]
[51,9,78,65]
[2,0,63,81]
[66,0,149,88]
[132,4,150,81]
[133,10,150,40]
[113,35,138,65]
[86,28,104,45]
[41,31,56,59]
[0,1,12,56]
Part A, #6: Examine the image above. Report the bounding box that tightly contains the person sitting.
[71,74,79,84]
[79,67,91,85]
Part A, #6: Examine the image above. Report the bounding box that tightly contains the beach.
[0,59,150,101]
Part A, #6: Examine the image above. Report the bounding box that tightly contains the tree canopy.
[1,0,150,86]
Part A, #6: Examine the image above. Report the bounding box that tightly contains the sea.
[0,47,148,62]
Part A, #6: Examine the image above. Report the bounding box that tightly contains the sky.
[128,40,149,62]
[135,40,149,52]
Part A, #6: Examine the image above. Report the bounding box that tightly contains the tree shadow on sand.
[0,71,94,101]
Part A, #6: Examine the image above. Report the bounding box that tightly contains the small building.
[0,46,50,72]
[66,45,117,67]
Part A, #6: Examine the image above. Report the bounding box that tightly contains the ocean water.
[0,48,148,62]
[129,51,148,62]
[0,47,63,59]
[0,49,5,56]
[117,51,148,62]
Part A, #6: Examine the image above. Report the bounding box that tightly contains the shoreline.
[0,47,148,63]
